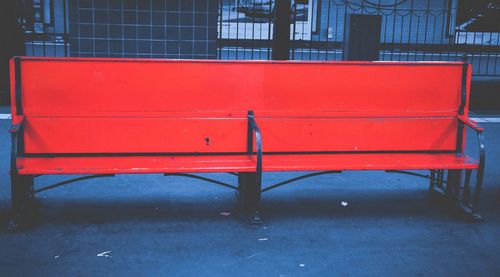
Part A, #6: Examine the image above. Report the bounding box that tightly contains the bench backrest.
[10,57,470,155]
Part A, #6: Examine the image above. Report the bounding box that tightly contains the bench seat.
[17,153,478,174]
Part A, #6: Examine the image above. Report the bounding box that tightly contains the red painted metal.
[24,117,457,153]
[458,116,484,132]
[10,57,476,174]
[17,154,478,175]
[15,58,465,118]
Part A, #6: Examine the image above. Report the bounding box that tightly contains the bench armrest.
[10,116,24,174]
[458,116,484,133]
[247,111,263,176]
[457,116,485,200]
[9,116,24,133]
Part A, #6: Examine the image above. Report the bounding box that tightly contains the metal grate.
[217,0,500,77]
[20,0,500,77]
[69,0,217,59]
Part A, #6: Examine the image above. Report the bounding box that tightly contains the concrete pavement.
[0,115,499,276]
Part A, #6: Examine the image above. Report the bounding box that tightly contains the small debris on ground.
[258,238,269,241]
[219,211,231,216]
[246,253,260,259]
[97,251,112,258]
[341,201,349,207]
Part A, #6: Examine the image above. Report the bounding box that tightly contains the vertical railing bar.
[415,13,420,61]
[406,0,414,62]
[493,33,499,75]
[52,0,57,56]
[423,0,430,61]
[454,9,460,63]
[258,0,263,59]
[325,0,331,60]
[343,1,348,60]
[484,32,492,75]
[399,10,404,61]
[316,1,321,60]
[437,0,446,61]
[335,2,341,61]
[266,0,272,59]
[292,2,297,60]
[63,0,68,56]
[381,0,388,61]
[390,0,397,61]
[30,21,35,56]
[478,29,485,75]
[470,31,477,73]
[430,11,437,61]
[43,6,47,57]
[251,0,256,60]
[242,1,247,60]
[307,3,312,60]
[376,0,382,61]
[301,2,306,60]
[227,0,232,59]
[236,0,240,60]
[217,0,222,59]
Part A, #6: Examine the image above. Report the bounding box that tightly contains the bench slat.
[17,153,478,175]
[18,59,464,117]
[23,117,458,154]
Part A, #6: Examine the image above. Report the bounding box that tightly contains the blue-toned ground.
[0,113,499,276]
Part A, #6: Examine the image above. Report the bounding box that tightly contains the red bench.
[9,57,484,228]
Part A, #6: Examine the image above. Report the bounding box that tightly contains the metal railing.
[217,0,500,77]
[22,0,500,77]
[24,0,69,57]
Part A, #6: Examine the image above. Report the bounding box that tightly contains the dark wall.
[0,1,26,105]
[470,81,500,112]
[69,0,217,59]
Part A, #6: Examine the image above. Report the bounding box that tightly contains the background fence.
[217,0,500,77]
[22,0,500,77]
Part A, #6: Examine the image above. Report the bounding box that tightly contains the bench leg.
[237,172,262,225]
[7,174,36,232]
[429,169,482,221]
[429,169,446,192]
[451,169,482,221]
[446,169,461,198]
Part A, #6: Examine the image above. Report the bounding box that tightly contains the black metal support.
[437,169,445,190]
[271,0,291,60]
[7,117,36,231]
[473,131,485,213]
[462,169,472,204]
[454,118,485,220]
[8,173,35,232]
[237,111,263,224]
[163,173,237,190]
[10,123,21,177]
[426,118,485,221]
[14,57,23,115]
[428,169,437,190]
[237,172,262,225]
[262,170,341,193]
[385,170,442,182]
[34,174,115,193]
[446,169,461,197]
